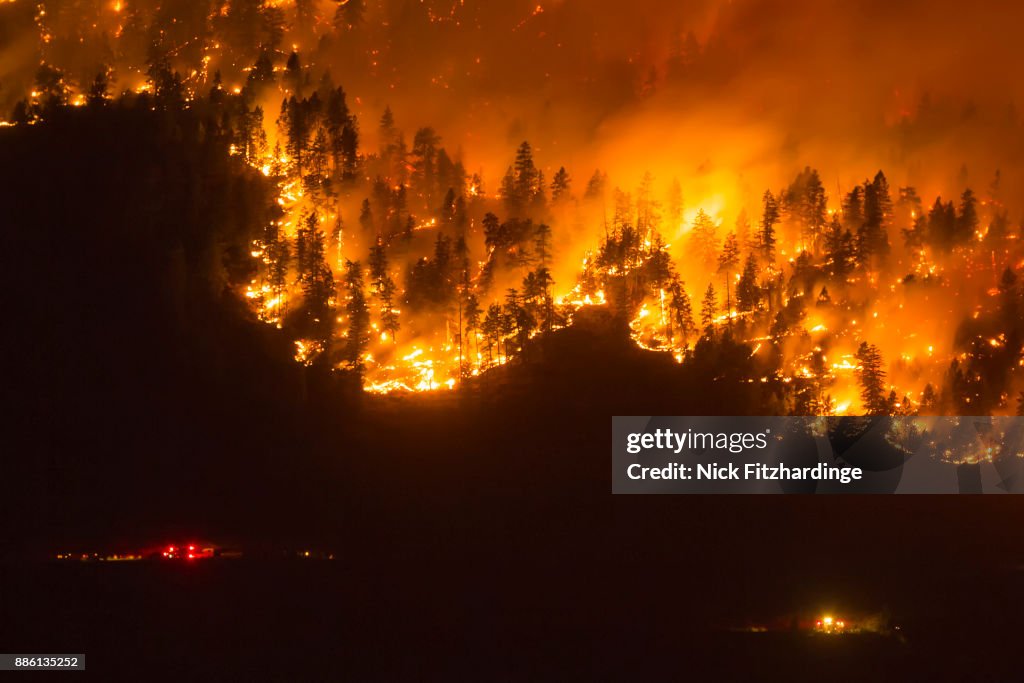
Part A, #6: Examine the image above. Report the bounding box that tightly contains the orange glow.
[15,0,1024,416]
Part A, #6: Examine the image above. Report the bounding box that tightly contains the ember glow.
[8,0,1024,415]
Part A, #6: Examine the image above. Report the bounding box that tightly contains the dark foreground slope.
[4,301,1023,680]
[4,321,1023,679]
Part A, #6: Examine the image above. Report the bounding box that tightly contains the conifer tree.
[359,199,374,234]
[411,127,441,207]
[266,225,291,319]
[843,186,864,232]
[482,303,505,363]
[533,223,552,267]
[379,105,398,163]
[551,167,571,202]
[87,69,110,107]
[343,260,371,374]
[957,188,979,242]
[690,209,719,269]
[760,190,779,262]
[824,215,855,277]
[464,293,482,362]
[857,171,892,262]
[717,231,741,315]
[297,214,334,310]
[700,283,718,332]
[668,278,695,344]
[513,141,539,206]
[636,171,661,235]
[285,51,302,94]
[855,341,887,415]
[369,239,399,342]
[736,253,761,312]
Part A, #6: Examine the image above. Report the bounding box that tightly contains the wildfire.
[15,0,1014,415]
[294,340,322,366]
